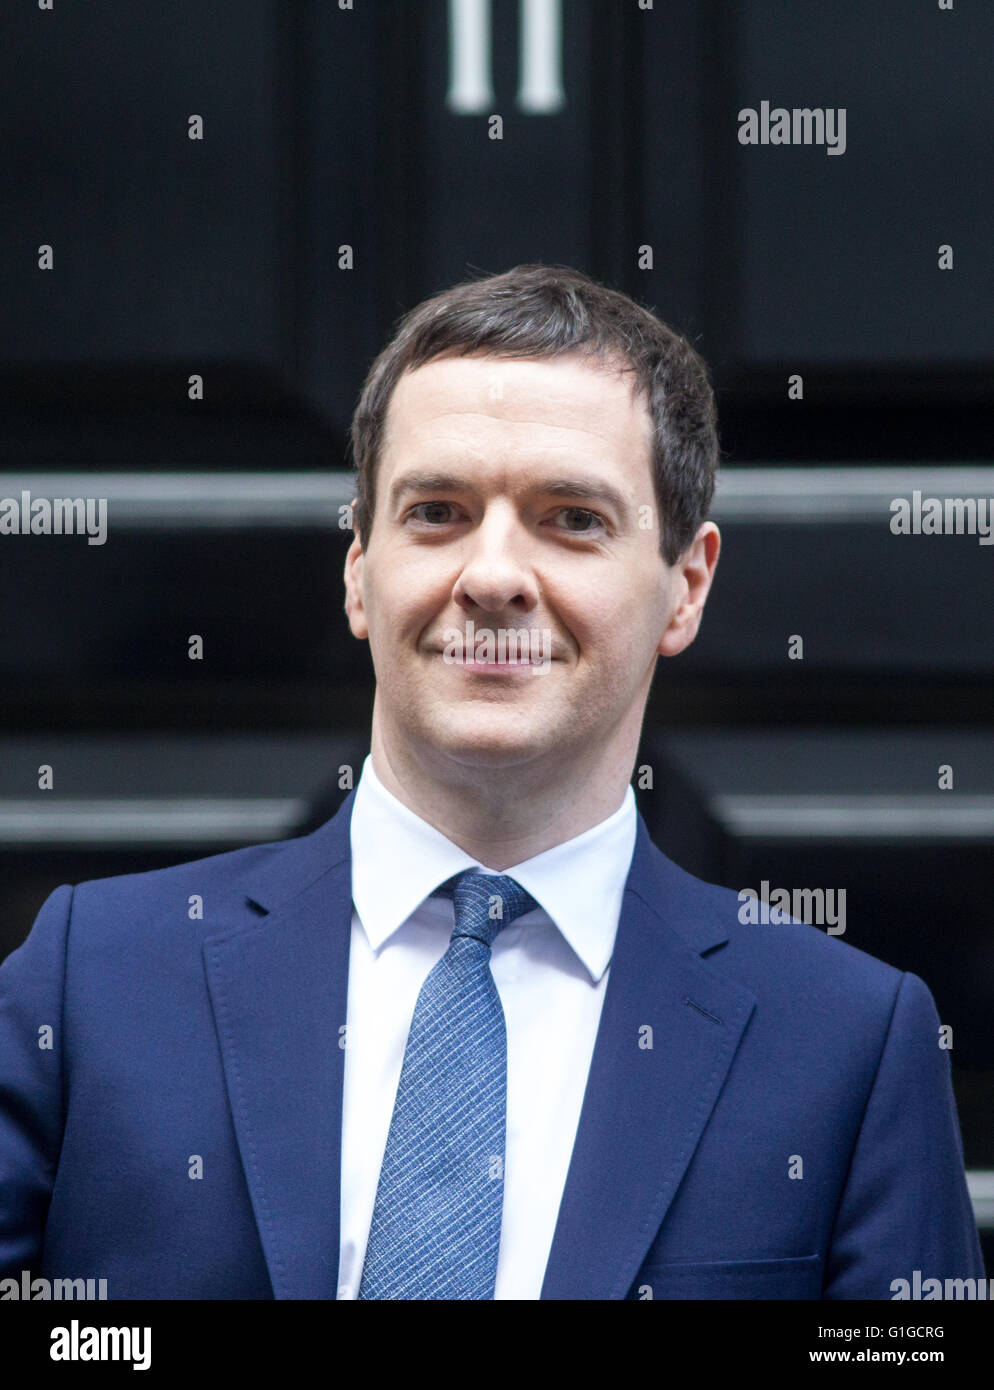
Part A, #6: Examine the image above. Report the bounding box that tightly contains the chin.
[425,718,550,770]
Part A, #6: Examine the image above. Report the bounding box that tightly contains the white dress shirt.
[336,755,637,1300]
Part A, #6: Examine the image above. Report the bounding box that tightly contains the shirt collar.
[349,755,636,983]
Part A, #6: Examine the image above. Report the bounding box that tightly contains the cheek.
[364,552,453,644]
[556,576,637,646]
[568,575,666,666]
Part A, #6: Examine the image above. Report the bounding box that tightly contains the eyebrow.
[388,471,631,517]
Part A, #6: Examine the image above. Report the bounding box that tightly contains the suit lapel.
[203,790,356,1300]
[540,816,757,1299]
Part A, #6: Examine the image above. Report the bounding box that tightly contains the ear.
[343,504,369,640]
[657,522,721,658]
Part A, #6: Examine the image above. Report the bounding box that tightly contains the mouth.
[428,625,560,674]
[442,653,552,673]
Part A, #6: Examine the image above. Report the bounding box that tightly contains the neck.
[368,717,638,871]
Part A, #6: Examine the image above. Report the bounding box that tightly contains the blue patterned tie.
[357,870,538,1300]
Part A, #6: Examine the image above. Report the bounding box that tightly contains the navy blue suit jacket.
[0,790,984,1298]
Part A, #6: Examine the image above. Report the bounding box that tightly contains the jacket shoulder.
[640,840,906,1011]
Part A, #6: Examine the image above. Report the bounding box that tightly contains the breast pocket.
[630,1254,822,1300]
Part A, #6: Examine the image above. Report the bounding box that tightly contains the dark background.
[2,0,992,1263]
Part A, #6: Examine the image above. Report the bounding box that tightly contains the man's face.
[344,351,709,775]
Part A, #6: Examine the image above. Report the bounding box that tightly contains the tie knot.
[436,870,538,948]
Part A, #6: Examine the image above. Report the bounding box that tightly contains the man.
[0,264,983,1300]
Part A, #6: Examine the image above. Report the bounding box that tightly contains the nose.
[451,504,539,615]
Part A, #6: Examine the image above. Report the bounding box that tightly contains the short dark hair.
[349,263,719,565]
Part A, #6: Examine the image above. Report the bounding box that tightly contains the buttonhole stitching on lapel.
[685,997,722,1025]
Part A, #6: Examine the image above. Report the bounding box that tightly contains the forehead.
[379,352,653,475]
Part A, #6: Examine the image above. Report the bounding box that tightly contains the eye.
[408,501,460,526]
[551,506,606,534]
